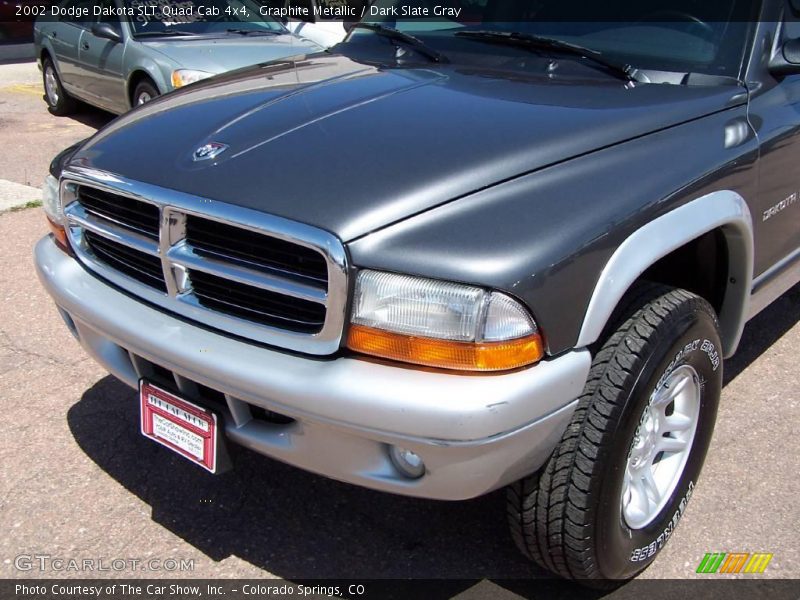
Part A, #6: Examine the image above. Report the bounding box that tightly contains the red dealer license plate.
[140,381,219,473]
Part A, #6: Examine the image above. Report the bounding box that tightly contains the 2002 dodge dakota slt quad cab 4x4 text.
[34,0,800,585]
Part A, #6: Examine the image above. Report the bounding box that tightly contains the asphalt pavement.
[0,61,798,597]
[0,61,112,190]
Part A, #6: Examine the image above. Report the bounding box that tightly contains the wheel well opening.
[40,49,52,64]
[128,71,155,107]
[639,229,729,317]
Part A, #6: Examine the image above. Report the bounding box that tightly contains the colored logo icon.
[696,552,773,574]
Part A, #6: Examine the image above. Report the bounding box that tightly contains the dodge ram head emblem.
[192,142,228,161]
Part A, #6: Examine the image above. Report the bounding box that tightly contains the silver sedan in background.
[34,0,322,114]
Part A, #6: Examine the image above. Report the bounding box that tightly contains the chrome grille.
[62,167,348,355]
[185,215,328,288]
[84,230,167,293]
[189,270,326,333]
[78,185,160,240]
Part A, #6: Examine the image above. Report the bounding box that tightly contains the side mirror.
[91,22,122,43]
[769,37,800,76]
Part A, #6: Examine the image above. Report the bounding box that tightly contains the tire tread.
[507,283,715,583]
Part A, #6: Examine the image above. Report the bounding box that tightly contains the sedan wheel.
[44,64,59,106]
[132,80,159,108]
[42,58,77,116]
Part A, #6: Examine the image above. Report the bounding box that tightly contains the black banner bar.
[2,579,800,600]
[2,0,779,25]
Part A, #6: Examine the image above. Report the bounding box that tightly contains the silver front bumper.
[35,236,591,500]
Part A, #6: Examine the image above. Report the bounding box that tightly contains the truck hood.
[141,34,321,74]
[72,53,746,241]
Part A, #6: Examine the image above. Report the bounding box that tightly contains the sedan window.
[126,0,286,37]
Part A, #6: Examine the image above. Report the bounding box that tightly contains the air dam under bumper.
[35,236,591,500]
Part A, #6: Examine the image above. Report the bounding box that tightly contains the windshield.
[125,0,287,36]
[345,0,758,78]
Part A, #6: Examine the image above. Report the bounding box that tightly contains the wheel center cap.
[633,409,659,461]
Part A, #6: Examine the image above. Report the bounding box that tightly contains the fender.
[576,190,754,358]
[126,64,169,106]
[38,40,66,83]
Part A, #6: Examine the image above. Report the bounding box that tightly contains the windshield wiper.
[225,28,280,36]
[134,30,197,38]
[351,23,449,64]
[455,30,647,83]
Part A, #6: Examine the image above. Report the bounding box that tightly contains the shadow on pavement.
[64,104,115,130]
[65,284,800,598]
[67,382,556,595]
[723,282,800,385]
[0,57,34,66]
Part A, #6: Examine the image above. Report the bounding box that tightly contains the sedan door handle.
[49,31,57,39]
[81,42,90,50]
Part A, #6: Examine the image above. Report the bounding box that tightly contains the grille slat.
[84,231,167,292]
[189,270,325,321]
[186,216,328,287]
[78,186,160,240]
[190,270,325,333]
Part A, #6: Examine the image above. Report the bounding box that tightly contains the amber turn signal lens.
[47,216,70,253]
[347,324,544,372]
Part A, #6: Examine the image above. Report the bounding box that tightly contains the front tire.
[43,58,77,116]
[508,284,723,584]
[132,79,159,107]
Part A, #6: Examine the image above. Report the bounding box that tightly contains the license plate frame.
[139,380,219,473]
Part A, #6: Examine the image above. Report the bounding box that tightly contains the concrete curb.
[0,179,42,213]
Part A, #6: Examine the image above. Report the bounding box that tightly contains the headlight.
[171,69,213,88]
[347,270,544,371]
[42,174,70,252]
[42,174,62,224]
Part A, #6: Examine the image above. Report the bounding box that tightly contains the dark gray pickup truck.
[34,1,800,584]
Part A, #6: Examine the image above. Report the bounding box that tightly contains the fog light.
[389,446,425,479]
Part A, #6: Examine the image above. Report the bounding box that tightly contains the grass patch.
[9,200,42,212]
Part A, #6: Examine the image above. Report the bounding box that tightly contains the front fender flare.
[576,190,753,358]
